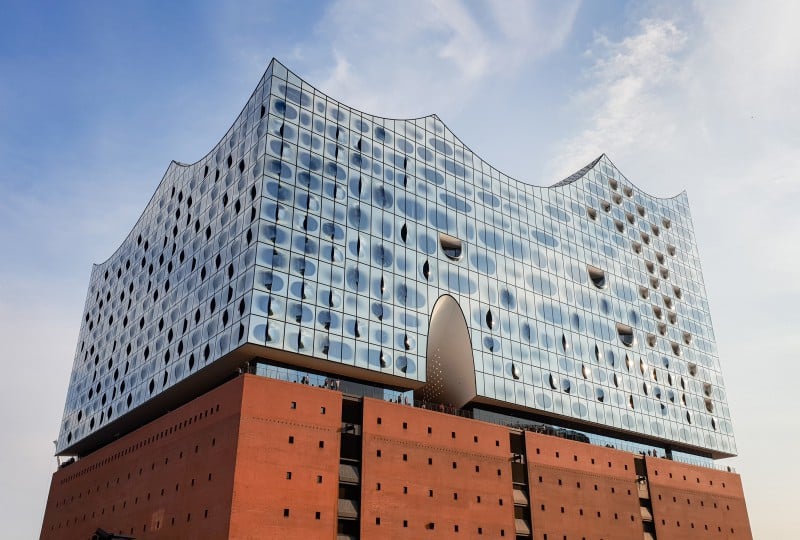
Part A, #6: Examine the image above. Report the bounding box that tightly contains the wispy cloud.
[550,18,688,177]
[301,0,580,116]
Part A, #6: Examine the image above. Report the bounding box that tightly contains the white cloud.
[550,18,688,177]
[304,0,580,117]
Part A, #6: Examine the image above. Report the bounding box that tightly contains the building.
[41,59,751,539]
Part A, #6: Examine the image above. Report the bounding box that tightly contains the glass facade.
[56,59,735,458]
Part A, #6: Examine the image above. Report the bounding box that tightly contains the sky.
[1,0,797,537]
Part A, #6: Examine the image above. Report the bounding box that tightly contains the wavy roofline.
[92,58,686,268]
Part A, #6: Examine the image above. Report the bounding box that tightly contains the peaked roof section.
[550,155,605,188]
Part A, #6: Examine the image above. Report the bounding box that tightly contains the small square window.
[451,431,456,438]
[315,511,321,520]
[473,435,478,443]
[290,401,296,409]
[453,492,458,500]
[375,517,380,525]
[319,440,325,448]
[377,417,382,425]
[428,457,433,465]
[478,527,483,535]
[377,449,382,457]
[455,524,459,532]
[376,483,381,491]
[317,475,322,483]
[286,472,292,480]
[475,465,480,472]
[403,453,408,461]
[403,520,408,528]
[283,508,290,517]
[428,426,432,434]
[320,406,326,414]
[403,486,408,494]
[452,461,457,469]
[288,436,294,444]
[429,489,433,497]
[403,422,408,429]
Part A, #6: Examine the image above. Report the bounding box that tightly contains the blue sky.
[2,1,798,537]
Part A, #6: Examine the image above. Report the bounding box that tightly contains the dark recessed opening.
[439,233,464,261]
[587,265,607,289]
[616,323,635,347]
